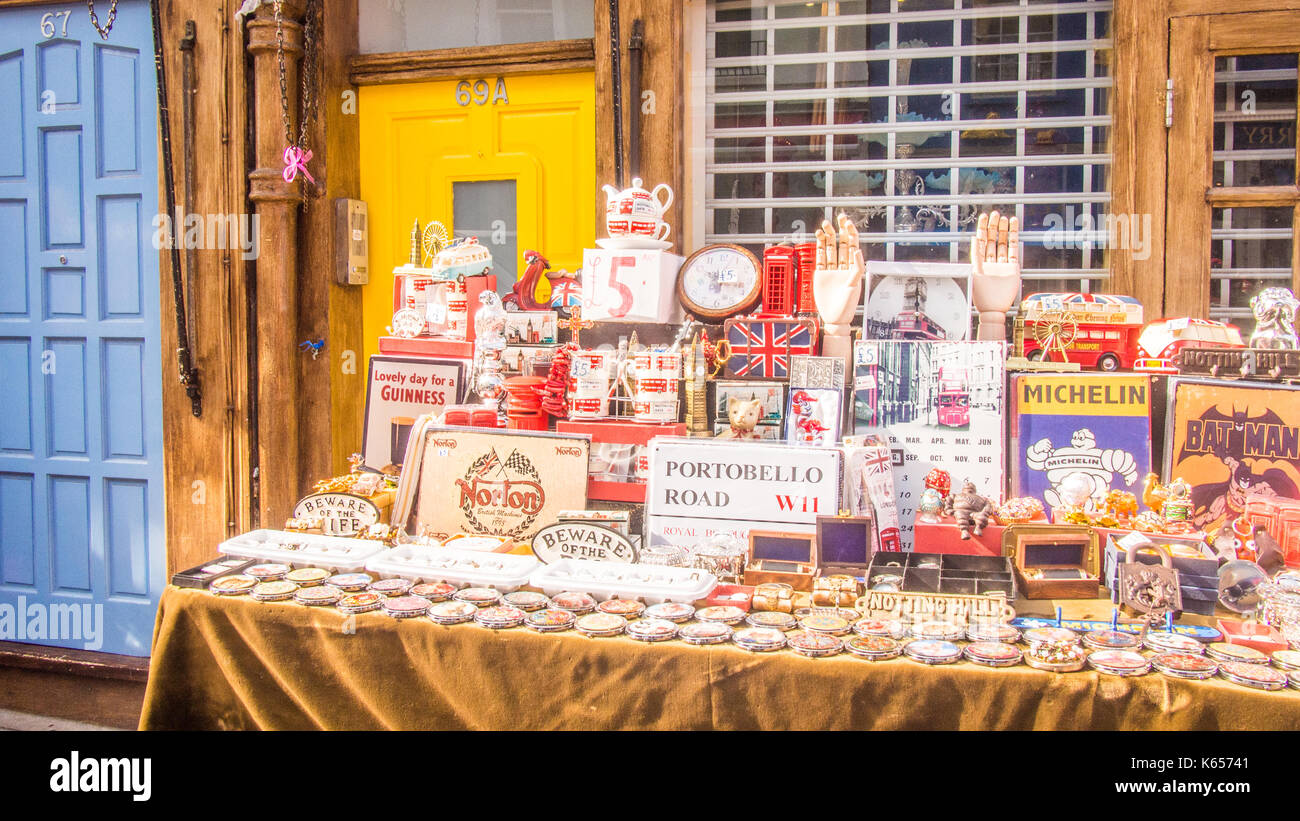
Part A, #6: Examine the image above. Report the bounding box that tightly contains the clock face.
[865,275,969,341]
[677,244,762,320]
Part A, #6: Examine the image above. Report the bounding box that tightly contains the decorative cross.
[561,305,595,346]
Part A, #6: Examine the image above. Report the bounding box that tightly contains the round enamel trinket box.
[249,580,298,602]
[787,631,843,658]
[964,641,1023,668]
[1150,652,1218,680]
[428,600,479,625]
[845,635,902,661]
[903,640,962,665]
[575,612,627,637]
[625,618,679,643]
[210,574,257,595]
[644,602,695,623]
[525,608,576,633]
[732,627,787,652]
[1087,649,1151,677]
[679,622,732,645]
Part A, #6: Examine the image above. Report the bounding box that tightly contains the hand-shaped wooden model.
[971,210,1022,342]
[813,213,865,361]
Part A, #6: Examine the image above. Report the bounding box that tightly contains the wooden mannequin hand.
[813,213,865,337]
[971,210,1022,341]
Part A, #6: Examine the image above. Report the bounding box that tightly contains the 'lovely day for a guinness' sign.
[531,522,636,564]
[293,493,382,537]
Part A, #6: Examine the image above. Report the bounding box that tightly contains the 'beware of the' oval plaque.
[293,493,382,537]
[531,522,637,564]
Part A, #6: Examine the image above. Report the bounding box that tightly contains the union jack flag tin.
[1151,652,1218,680]
[845,635,902,660]
[626,618,679,642]
[338,591,384,614]
[575,612,627,637]
[246,563,291,581]
[1218,660,1289,691]
[787,631,842,658]
[1205,642,1268,664]
[412,582,458,601]
[723,316,817,380]
[746,611,797,631]
[328,573,374,592]
[964,641,1023,668]
[1087,649,1150,677]
[550,591,597,614]
[1143,631,1203,655]
[250,580,299,602]
[475,605,527,629]
[1023,627,1079,647]
[679,622,732,645]
[965,623,1021,644]
[369,577,414,597]
[428,600,479,624]
[909,620,964,642]
[852,618,906,639]
[525,608,577,633]
[294,584,343,606]
[1272,649,1300,672]
[503,591,551,612]
[800,614,852,636]
[696,605,748,625]
[597,598,646,619]
[732,627,787,652]
[453,587,503,608]
[384,595,432,619]
[1082,629,1142,651]
[644,602,696,623]
[210,574,258,595]
[904,639,962,665]
[285,567,331,587]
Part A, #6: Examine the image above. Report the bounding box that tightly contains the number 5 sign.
[581,249,684,323]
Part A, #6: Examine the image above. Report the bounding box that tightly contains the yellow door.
[359,71,596,365]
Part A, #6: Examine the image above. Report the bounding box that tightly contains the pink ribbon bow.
[282,145,315,184]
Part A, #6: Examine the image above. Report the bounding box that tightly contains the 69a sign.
[455,78,509,106]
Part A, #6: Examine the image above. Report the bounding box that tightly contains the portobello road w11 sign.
[531,522,637,564]
[644,439,842,549]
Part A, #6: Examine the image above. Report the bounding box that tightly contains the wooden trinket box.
[814,515,875,579]
[745,530,817,591]
[1003,524,1100,599]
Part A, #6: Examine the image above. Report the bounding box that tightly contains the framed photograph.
[712,422,782,440]
[502,344,560,376]
[713,381,785,426]
[504,310,557,344]
[785,387,842,447]
[363,355,467,470]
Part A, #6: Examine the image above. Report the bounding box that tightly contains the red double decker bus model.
[935,368,970,428]
[1017,292,1144,371]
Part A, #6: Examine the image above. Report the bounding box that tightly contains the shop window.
[358,0,594,53]
[694,0,1113,294]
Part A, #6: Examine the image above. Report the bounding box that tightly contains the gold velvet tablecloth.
[139,587,1300,730]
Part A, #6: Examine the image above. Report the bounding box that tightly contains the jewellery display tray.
[366,544,540,592]
[218,529,388,572]
[530,559,717,604]
[865,552,1017,598]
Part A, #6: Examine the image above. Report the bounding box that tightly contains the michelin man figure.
[1026,428,1138,510]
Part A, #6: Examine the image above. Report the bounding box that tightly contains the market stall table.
[139,586,1300,730]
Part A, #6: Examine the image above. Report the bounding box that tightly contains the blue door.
[0,1,165,656]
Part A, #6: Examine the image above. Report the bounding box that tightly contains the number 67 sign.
[581,249,685,323]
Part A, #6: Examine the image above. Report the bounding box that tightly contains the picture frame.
[785,387,842,447]
[362,355,467,470]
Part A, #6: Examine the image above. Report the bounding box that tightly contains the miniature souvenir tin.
[904,639,962,665]
[1272,649,1300,672]
[210,574,258,595]
[644,602,696,623]
[964,641,1023,668]
[1219,660,1289,691]
[597,598,646,619]
[1023,627,1079,647]
[910,620,965,642]
[1083,629,1142,651]
[428,600,479,625]
[800,613,852,636]
[732,627,787,652]
[966,623,1021,644]
[1142,631,1203,654]
[503,591,551,612]
[853,618,907,639]
[575,612,627,637]
[286,567,331,587]
[1290,670,1300,689]
[1087,649,1151,677]
[550,591,598,613]
[338,591,384,614]
[250,580,299,602]
[246,563,291,581]
[294,584,343,606]
[1205,642,1269,664]
[369,577,414,597]
[1151,652,1218,680]
[696,605,748,626]
[845,635,902,660]
[475,605,527,629]
[788,631,843,658]
[453,587,503,607]
[525,608,577,633]
[626,618,679,643]
[746,611,797,631]
[412,582,458,601]
[679,621,733,645]
[1023,643,1087,672]
[328,573,374,592]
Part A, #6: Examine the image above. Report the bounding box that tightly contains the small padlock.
[1118,542,1182,615]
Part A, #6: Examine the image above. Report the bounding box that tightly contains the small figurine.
[923,468,952,501]
[943,479,996,539]
[715,396,764,440]
[1249,287,1299,349]
[504,249,583,313]
[918,488,944,523]
[812,213,865,362]
[1160,478,1192,523]
[971,210,1022,342]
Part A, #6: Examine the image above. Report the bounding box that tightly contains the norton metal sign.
[531,522,637,564]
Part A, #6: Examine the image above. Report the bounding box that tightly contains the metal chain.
[88,0,120,40]
[274,0,293,148]
[299,0,319,148]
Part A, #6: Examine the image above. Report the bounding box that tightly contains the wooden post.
[246,1,307,525]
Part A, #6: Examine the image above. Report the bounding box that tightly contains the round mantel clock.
[676,244,762,320]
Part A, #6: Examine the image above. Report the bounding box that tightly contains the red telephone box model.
[760,245,797,317]
[794,241,817,315]
[1017,292,1143,371]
